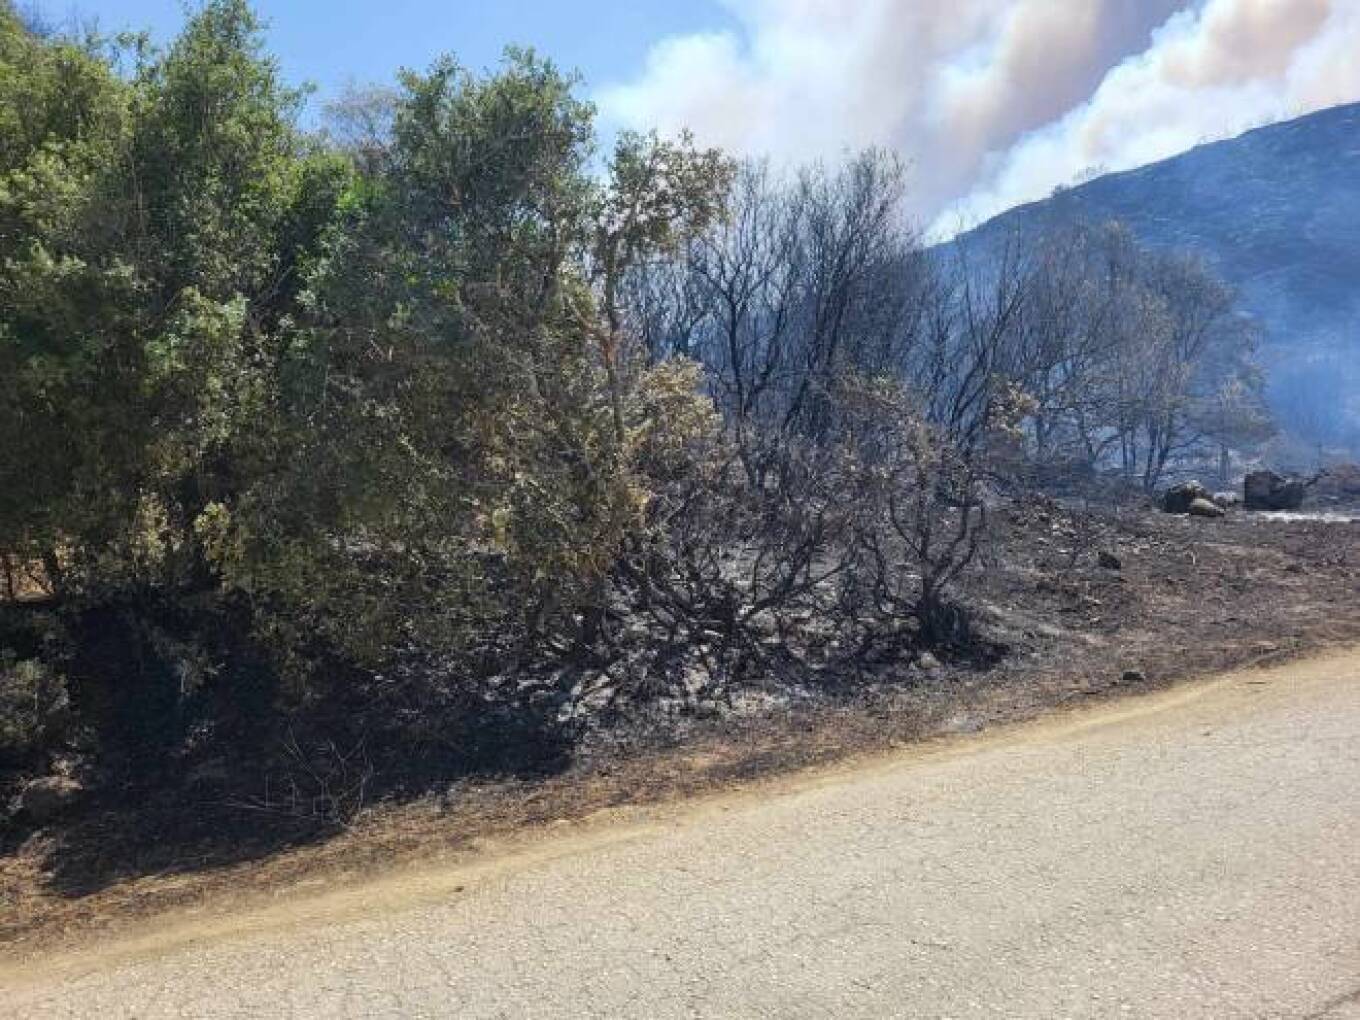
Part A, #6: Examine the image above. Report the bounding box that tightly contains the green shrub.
[0,653,69,764]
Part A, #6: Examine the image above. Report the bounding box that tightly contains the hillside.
[957,102,1360,443]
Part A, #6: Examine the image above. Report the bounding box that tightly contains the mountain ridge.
[955,101,1360,444]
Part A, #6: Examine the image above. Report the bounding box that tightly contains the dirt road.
[5,650,1360,1018]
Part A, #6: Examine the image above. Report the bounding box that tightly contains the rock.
[916,651,942,671]
[1244,470,1308,511]
[1121,669,1147,684]
[19,775,82,822]
[1161,480,1212,514]
[1314,462,1360,500]
[1097,550,1122,570]
[943,714,984,735]
[1188,497,1226,518]
[1212,491,1239,509]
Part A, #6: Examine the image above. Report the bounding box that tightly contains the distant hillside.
[956,102,1360,447]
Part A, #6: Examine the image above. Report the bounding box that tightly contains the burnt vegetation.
[1,0,1353,882]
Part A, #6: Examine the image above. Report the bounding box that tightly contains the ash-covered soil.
[4,498,1358,955]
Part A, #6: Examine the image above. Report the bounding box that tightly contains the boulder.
[1244,470,1308,511]
[19,775,82,822]
[1097,550,1122,570]
[1162,480,1212,514]
[1314,463,1360,500]
[1212,491,1239,509]
[1188,497,1226,518]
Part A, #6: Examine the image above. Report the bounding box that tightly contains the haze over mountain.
[956,101,1360,450]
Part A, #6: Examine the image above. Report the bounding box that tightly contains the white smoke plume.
[595,0,1360,236]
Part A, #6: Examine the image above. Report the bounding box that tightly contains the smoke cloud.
[595,0,1360,236]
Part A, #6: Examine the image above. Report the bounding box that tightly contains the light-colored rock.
[943,714,984,735]
[1162,480,1212,514]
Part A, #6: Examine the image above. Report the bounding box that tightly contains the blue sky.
[34,1,736,98]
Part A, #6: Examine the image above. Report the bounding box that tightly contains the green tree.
[0,4,131,590]
[209,49,623,668]
[592,130,733,440]
[0,1,346,755]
